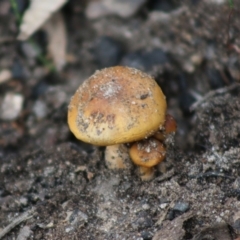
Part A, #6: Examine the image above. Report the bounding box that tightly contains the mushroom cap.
[154,114,177,141]
[68,66,167,146]
[129,138,166,167]
[164,114,177,134]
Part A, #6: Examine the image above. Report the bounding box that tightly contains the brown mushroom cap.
[154,114,177,141]
[129,138,166,168]
[68,66,167,146]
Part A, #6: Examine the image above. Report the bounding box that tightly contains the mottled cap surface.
[68,66,167,146]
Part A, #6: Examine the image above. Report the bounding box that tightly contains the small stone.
[121,51,146,71]
[190,54,203,66]
[232,218,240,232]
[65,226,74,233]
[19,197,28,206]
[0,93,24,120]
[142,203,150,210]
[121,48,168,71]
[66,209,88,226]
[207,0,226,4]
[32,100,48,119]
[75,165,87,172]
[11,59,26,79]
[93,36,123,68]
[148,0,179,12]
[143,48,168,69]
[232,211,240,233]
[132,211,153,229]
[141,231,152,240]
[159,203,168,209]
[16,226,32,240]
[206,68,225,89]
[173,201,190,213]
[0,69,12,84]
[20,41,40,59]
[233,177,240,190]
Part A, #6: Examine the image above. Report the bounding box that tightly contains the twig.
[188,171,235,180]
[155,168,175,183]
[155,198,177,226]
[0,207,35,239]
[190,83,240,111]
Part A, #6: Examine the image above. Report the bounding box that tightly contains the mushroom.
[68,66,167,177]
[129,138,166,181]
[154,114,177,142]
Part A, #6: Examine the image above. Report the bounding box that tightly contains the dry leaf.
[192,223,232,240]
[153,212,193,240]
[42,12,67,71]
[86,0,146,19]
[18,0,68,40]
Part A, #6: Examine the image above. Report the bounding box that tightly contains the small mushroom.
[129,138,166,180]
[154,114,177,142]
[68,66,168,177]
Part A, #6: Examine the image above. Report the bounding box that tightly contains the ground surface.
[1,0,240,239]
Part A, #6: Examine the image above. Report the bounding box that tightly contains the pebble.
[233,177,240,190]
[142,203,150,210]
[16,226,32,240]
[177,74,195,115]
[232,218,240,232]
[86,0,146,19]
[132,211,153,229]
[64,209,88,232]
[173,201,190,212]
[32,100,48,119]
[141,231,152,240]
[179,91,195,115]
[0,69,12,84]
[31,81,49,99]
[159,203,168,209]
[121,51,146,71]
[20,42,40,59]
[148,0,178,12]
[19,197,28,206]
[0,92,24,120]
[144,48,169,69]
[206,68,225,89]
[121,48,168,71]
[69,209,88,224]
[92,36,123,68]
[232,211,240,234]
[11,59,26,79]
[207,0,226,4]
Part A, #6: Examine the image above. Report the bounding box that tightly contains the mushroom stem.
[129,138,166,181]
[105,144,132,169]
[138,166,155,181]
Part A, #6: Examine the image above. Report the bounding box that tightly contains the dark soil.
[1,1,240,239]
